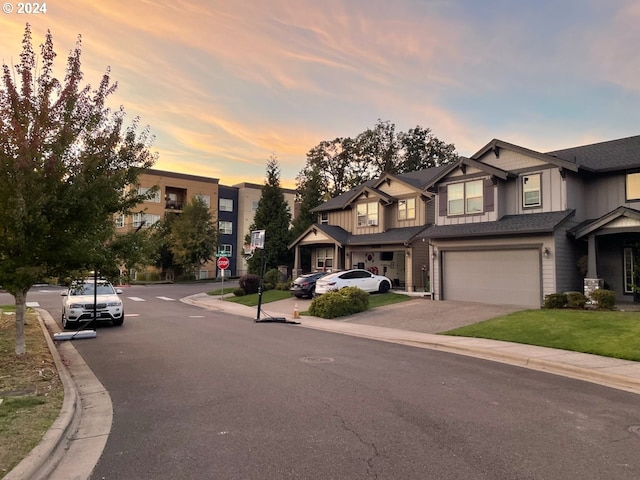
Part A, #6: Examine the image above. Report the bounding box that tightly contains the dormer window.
[447,180,483,215]
[523,174,541,207]
[319,212,328,224]
[398,198,416,220]
[357,202,378,227]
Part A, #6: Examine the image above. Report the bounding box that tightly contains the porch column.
[586,234,598,278]
[293,245,300,271]
[334,244,340,270]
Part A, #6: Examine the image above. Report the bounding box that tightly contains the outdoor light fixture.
[543,247,551,257]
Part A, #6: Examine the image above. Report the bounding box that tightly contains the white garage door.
[442,249,541,307]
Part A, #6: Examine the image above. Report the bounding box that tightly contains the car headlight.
[69,303,83,308]
[106,301,122,307]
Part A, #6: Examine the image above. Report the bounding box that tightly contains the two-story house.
[294,134,640,308]
[289,165,454,291]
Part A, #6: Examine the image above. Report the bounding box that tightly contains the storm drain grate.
[629,426,640,438]
[300,357,334,364]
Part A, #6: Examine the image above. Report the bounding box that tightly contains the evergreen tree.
[291,164,325,239]
[247,156,293,274]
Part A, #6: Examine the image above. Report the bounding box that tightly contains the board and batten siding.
[582,174,636,219]
[554,221,584,294]
[479,148,549,171]
[326,209,352,231]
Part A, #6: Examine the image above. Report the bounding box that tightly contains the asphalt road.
[5,285,640,479]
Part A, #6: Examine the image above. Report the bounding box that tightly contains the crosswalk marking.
[157,296,175,301]
[127,297,146,302]
[26,302,40,307]
[125,313,140,317]
[189,315,205,318]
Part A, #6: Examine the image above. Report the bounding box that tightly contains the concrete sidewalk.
[183,293,640,396]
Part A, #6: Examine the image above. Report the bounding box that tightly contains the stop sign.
[217,256,230,270]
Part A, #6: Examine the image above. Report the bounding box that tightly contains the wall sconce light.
[405,250,410,257]
[543,247,551,257]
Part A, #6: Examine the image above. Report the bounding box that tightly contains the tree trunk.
[14,289,28,356]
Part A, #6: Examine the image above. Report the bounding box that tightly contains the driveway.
[266,295,524,333]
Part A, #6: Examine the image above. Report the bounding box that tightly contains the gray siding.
[553,221,583,293]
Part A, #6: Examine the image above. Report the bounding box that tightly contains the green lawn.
[443,309,640,361]
[206,287,238,296]
[225,289,292,307]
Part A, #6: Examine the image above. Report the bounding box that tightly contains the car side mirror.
[116,288,123,295]
[60,291,68,297]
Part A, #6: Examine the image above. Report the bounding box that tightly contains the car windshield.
[69,282,115,296]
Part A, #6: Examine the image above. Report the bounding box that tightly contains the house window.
[398,198,416,220]
[316,247,334,269]
[115,214,125,228]
[624,247,635,294]
[523,174,541,207]
[132,213,160,228]
[447,180,483,215]
[219,221,233,235]
[219,198,233,212]
[139,187,160,203]
[357,202,378,227]
[194,194,211,208]
[218,244,233,257]
[626,173,640,200]
[320,212,328,224]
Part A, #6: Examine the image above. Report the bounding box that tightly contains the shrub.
[239,274,260,294]
[233,287,245,297]
[308,287,369,319]
[263,282,274,291]
[566,291,587,309]
[276,282,290,291]
[589,289,616,310]
[264,268,282,286]
[544,293,567,309]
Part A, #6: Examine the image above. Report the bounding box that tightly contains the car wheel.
[112,313,124,327]
[378,281,391,293]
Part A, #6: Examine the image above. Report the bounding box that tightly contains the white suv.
[61,279,125,329]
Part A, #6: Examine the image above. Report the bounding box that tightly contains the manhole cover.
[300,357,334,364]
[629,426,640,437]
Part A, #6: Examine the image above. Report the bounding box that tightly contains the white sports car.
[314,269,393,295]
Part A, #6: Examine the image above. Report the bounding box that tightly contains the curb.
[4,310,80,480]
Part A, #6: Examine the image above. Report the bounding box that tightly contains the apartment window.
[194,194,211,208]
[624,247,635,294]
[523,174,541,207]
[251,200,260,212]
[219,198,233,212]
[219,221,233,235]
[320,212,329,224]
[132,213,160,228]
[218,244,233,257]
[626,173,640,200]
[447,180,483,215]
[357,202,379,227]
[316,247,334,269]
[398,198,416,220]
[139,187,160,203]
[115,214,125,228]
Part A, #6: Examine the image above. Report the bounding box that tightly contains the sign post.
[217,256,229,300]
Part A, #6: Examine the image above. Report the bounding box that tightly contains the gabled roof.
[413,210,575,241]
[288,224,350,250]
[545,135,640,173]
[311,180,378,213]
[374,163,457,191]
[569,206,640,240]
[353,186,395,205]
[459,157,512,180]
[471,139,580,172]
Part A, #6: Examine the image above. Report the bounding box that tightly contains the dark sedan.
[289,271,329,298]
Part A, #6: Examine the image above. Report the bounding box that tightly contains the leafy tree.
[299,120,458,197]
[0,25,156,355]
[166,197,217,278]
[106,227,160,284]
[247,156,293,274]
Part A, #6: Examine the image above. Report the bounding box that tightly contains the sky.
[1,1,640,188]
